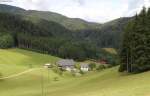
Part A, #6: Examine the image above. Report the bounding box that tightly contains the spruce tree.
[146,8,150,69]
[119,7,150,73]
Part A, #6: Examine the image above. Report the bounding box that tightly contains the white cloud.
[2,0,150,23]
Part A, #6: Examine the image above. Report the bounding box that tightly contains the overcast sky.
[1,0,150,23]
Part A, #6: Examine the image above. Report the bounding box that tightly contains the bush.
[96,65,106,71]
[119,64,126,72]
[79,70,84,74]
[75,63,80,69]
[89,63,96,71]
[52,67,63,76]
[53,77,59,81]
[0,34,14,48]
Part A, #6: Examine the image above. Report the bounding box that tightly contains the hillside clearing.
[102,48,117,54]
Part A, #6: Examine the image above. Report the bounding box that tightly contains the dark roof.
[57,59,75,66]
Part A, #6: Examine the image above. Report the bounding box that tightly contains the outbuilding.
[44,63,52,68]
[80,63,89,72]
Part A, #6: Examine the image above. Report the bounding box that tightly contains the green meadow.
[0,49,150,96]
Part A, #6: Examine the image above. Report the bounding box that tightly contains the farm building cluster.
[57,59,91,72]
[44,59,108,72]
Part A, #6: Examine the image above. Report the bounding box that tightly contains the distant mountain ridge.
[0,4,102,30]
[0,4,132,31]
[0,4,132,48]
[0,4,25,13]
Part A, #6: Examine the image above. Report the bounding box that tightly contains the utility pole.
[47,68,50,82]
[41,69,44,96]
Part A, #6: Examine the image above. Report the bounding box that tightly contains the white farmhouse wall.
[66,67,72,71]
[81,67,89,71]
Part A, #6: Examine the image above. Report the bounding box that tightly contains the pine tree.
[119,21,133,72]
[134,7,147,72]
[146,8,150,69]
[119,7,150,73]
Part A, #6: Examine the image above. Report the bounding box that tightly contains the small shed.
[80,63,89,72]
[44,63,52,68]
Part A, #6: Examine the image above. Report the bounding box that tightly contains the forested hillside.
[0,13,117,62]
[74,17,131,48]
[0,4,101,31]
[0,4,131,64]
[24,10,102,31]
[0,4,132,49]
[119,7,150,73]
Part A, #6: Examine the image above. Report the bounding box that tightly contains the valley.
[0,2,150,96]
[0,49,150,96]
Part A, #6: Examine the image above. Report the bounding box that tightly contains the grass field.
[0,48,150,96]
[0,48,60,76]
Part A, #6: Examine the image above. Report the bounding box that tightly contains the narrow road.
[0,68,42,80]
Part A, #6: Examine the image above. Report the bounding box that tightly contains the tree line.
[119,7,150,73]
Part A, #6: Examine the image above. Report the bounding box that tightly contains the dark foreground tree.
[119,7,150,73]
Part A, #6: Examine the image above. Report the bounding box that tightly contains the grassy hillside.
[0,49,150,96]
[0,48,60,76]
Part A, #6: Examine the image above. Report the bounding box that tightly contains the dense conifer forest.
[119,7,150,73]
[0,12,118,64]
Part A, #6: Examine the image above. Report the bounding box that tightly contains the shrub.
[89,63,96,71]
[79,70,84,74]
[0,34,14,48]
[75,63,80,69]
[96,65,106,71]
[53,77,59,81]
[52,67,63,76]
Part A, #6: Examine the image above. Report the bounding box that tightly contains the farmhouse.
[80,63,89,72]
[44,63,52,68]
[57,59,75,71]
